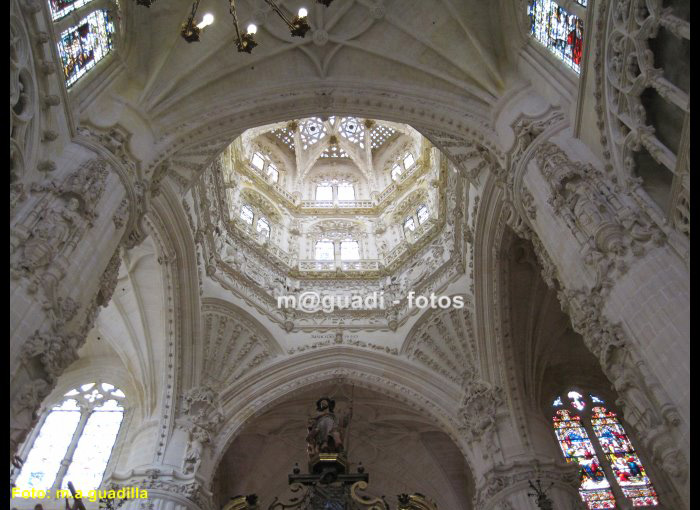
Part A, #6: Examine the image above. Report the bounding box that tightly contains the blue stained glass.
[49,0,96,21]
[528,0,584,73]
[57,9,115,87]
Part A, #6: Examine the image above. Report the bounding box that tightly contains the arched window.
[391,152,417,181]
[528,0,585,73]
[50,1,118,87]
[391,163,403,181]
[256,217,270,238]
[315,240,335,261]
[340,240,360,261]
[250,152,280,183]
[240,205,254,224]
[416,204,430,224]
[403,216,416,233]
[14,383,125,492]
[552,391,659,508]
[337,183,355,201]
[315,184,333,201]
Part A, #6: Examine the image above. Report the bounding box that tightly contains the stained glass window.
[315,240,335,261]
[528,0,584,73]
[417,205,429,224]
[552,391,659,508]
[49,0,96,21]
[14,383,126,493]
[591,407,659,507]
[57,9,115,87]
[240,205,254,224]
[553,409,616,508]
[339,118,366,149]
[340,241,360,261]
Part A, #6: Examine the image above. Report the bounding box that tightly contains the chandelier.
[134,0,334,53]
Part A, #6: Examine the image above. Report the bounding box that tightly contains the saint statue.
[305,397,352,459]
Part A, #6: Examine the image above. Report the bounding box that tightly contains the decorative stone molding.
[595,0,690,239]
[534,141,665,295]
[403,304,477,385]
[178,386,224,477]
[11,158,109,294]
[474,460,580,510]
[110,468,214,510]
[458,377,504,453]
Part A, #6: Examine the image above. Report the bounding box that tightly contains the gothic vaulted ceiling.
[107,0,509,136]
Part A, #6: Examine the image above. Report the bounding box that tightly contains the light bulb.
[246,23,258,34]
[197,13,214,29]
[298,7,308,17]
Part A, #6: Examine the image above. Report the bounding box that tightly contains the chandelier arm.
[228,0,244,42]
[262,0,296,31]
[187,0,201,24]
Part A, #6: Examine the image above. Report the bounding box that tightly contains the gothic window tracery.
[528,0,585,73]
[271,127,295,150]
[14,383,125,492]
[338,117,366,149]
[370,124,397,151]
[552,391,659,508]
[299,118,327,149]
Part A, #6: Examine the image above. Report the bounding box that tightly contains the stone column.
[516,138,689,508]
[10,153,132,460]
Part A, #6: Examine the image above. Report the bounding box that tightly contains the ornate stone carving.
[535,142,665,293]
[179,386,224,477]
[11,159,109,293]
[458,376,504,451]
[96,250,122,307]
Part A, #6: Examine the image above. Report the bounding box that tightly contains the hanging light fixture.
[135,0,334,52]
[180,0,215,43]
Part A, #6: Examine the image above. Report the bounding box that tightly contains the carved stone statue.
[305,397,351,459]
[19,197,83,273]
